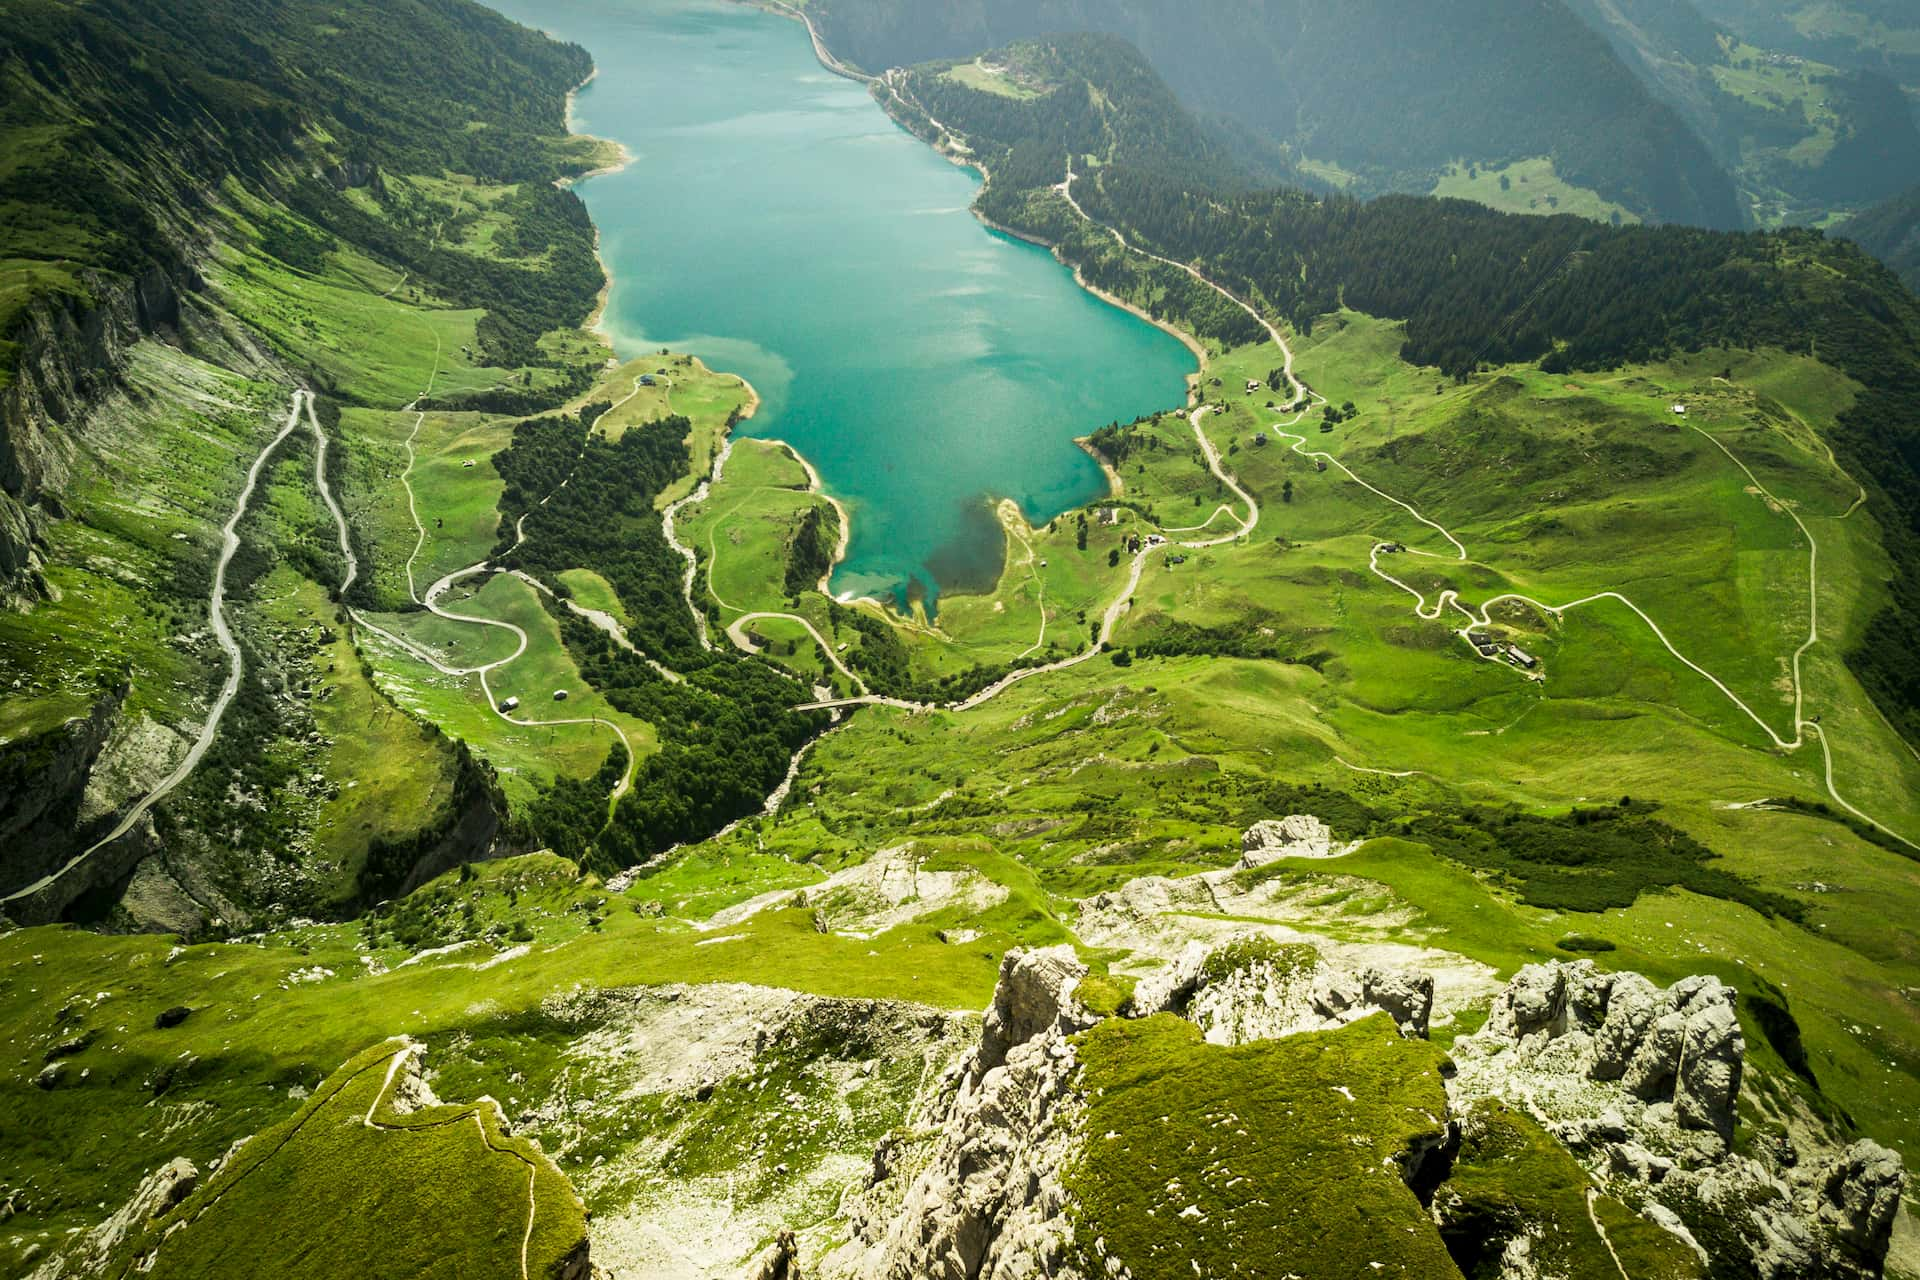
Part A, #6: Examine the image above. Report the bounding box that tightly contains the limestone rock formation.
[1455,961,1907,1279]
[747,1228,805,1280]
[26,1157,196,1280]
[1472,960,1743,1139]
[824,947,1095,1280]
[1238,813,1346,866]
[1132,935,1433,1042]
[1814,1141,1907,1278]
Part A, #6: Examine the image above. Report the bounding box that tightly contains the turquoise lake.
[490,0,1196,608]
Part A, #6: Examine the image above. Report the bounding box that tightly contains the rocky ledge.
[1455,960,1906,1279]
[813,946,1906,1280]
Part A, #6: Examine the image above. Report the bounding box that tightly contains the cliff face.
[0,689,128,898]
[819,944,1909,1280]
[0,265,190,606]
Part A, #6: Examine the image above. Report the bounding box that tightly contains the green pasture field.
[360,573,657,809]
[1431,156,1640,225]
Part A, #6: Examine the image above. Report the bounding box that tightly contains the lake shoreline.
[553,0,1191,618]
[862,59,1207,452]
[559,65,636,335]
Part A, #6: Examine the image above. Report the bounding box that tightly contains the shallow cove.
[492,0,1196,610]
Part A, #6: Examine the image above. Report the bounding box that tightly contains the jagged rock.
[1362,967,1435,1037]
[1673,996,1742,1139]
[1456,961,1908,1280]
[1470,960,1743,1141]
[975,945,1097,1078]
[746,1228,805,1280]
[1238,813,1342,866]
[1132,936,1432,1042]
[1812,1140,1905,1274]
[26,1157,196,1280]
[1589,971,1658,1080]
[825,948,1091,1280]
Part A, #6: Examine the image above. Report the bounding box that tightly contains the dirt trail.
[3,390,310,910]
[755,14,1916,849]
[1051,164,1911,846]
[359,355,642,803]
[728,612,868,692]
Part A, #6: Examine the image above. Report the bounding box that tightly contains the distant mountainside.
[806,0,1747,228]
[0,0,619,922]
[1562,0,1920,225]
[1691,0,1920,88]
[1840,185,1920,292]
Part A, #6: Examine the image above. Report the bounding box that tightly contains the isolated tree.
[1282,479,1294,504]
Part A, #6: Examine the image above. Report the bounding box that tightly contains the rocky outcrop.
[825,947,1096,1280]
[1454,961,1907,1279]
[0,688,126,899]
[1470,961,1743,1140]
[1238,813,1347,866]
[25,1157,196,1280]
[746,1229,805,1280]
[1,267,191,605]
[1131,935,1434,1041]
[1813,1141,1907,1278]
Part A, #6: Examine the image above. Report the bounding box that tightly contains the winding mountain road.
[354,358,644,803]
[783,45,1917,845]
[1053,155,1914,847]
[3,389,311,910]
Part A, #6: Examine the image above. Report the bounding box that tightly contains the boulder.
[1238,814,1340,867]
[154,1005,191,1029]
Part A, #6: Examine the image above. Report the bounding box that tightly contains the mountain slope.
[0,0,618,926]
[808,0,1746,227]
[882,32,1920,748]
[1691,0,1920,88]
[1841,184,1920,292]
[1561,0,1920,226]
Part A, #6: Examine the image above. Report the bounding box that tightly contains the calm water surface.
[491,0,1195,607]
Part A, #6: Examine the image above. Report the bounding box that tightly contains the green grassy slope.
[127,1039,584,1280]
